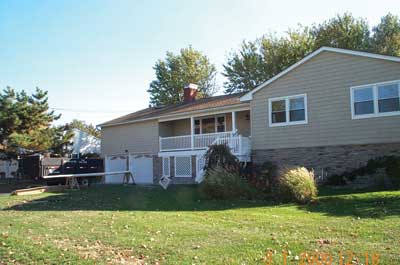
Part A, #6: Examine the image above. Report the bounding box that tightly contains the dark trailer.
[19,155,104,185]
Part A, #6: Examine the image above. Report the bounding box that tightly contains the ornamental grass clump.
[276,167,317,204]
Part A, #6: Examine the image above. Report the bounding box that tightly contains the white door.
[130,155,153,184]
[105,155,127,183]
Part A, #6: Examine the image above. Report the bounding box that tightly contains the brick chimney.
[183,83,198,103]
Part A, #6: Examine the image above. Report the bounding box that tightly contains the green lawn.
[0,185,399,264]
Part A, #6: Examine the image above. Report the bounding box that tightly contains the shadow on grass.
[4,185,400,218]
[3,185,269,212]
[299,188,400,218]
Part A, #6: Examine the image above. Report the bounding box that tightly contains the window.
[162,157,170,177]
[201,117,215,134]
[271,100,286,123]
[353,87,374,115]
[351,80,400,119]
[378,83,400,113]
[216,116,225,132]
[269,94,307,127]
[194,115,226,134]
[194,119,201,134]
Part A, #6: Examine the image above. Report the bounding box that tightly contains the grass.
[0,185,399,264]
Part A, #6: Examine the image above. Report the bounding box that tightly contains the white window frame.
[350,80,400,119]
[174,156,192,178]
[162,157,170,177]
[268,94,308,127]
[194,114,226,134]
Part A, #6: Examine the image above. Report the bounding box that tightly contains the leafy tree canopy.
[148,46,217,106]
[223,13,400,94]
[371,13,400,56]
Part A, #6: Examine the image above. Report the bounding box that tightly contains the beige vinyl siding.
[251,51,400,150]
[101,120,159,156]
[236,110,251,136]
[172,119,190,136]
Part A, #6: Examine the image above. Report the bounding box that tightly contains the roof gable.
[240,47,400,101]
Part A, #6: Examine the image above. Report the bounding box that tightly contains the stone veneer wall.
[252,143,400,177]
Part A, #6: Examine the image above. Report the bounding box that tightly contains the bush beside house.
[326,155,400,188]
[200,144,255,199]
[201,166,254,200]
[200,144,318,203]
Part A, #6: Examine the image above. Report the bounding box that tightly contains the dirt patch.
[52,238,147,264]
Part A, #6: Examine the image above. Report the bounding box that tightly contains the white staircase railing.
[194,134,251,183]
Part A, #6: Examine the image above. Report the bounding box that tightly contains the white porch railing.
[159,131,251,157]
[160,131,235,152]
[194,131,234,149]
[159,134,192,151]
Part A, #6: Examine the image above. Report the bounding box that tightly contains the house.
[70,128,101,157]
[99,47,400,184]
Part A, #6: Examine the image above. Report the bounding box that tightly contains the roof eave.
[99,102,250,128]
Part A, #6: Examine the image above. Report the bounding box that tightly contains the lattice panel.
[175,156,192,177]
[162,157,170,176]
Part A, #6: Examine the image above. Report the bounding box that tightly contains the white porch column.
[231,111,237,133]
[190,116,195,149]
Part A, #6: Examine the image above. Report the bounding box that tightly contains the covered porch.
[158,110,251,158]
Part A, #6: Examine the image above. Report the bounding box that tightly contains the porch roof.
[99,92,249,127]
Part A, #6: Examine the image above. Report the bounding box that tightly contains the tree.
[148,46,217,106]
[223,41,266,94]
[371,13,400,56]
[223,13,400,93]
[68,119,101,138]
[0,87,67,156]
[311,13,371,51]
[49,125,75,156]
[223,28,315,93]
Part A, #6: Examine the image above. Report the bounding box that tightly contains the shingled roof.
[100,92,248,127]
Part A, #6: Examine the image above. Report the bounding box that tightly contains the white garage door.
[130,154,153,184]
[105,155,128,184]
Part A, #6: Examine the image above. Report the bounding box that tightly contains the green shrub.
[385,156,400,187]
[200,166,253,200]
[246,162,276,193]
[275,167,317,204]
[325,156,400,188]
[325,174,347,186]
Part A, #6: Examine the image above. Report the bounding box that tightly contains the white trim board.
[240,47,400,101]
[99,104,250,127]
[158,149,206,157]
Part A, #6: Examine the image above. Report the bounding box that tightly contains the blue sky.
[1,0,399,125]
